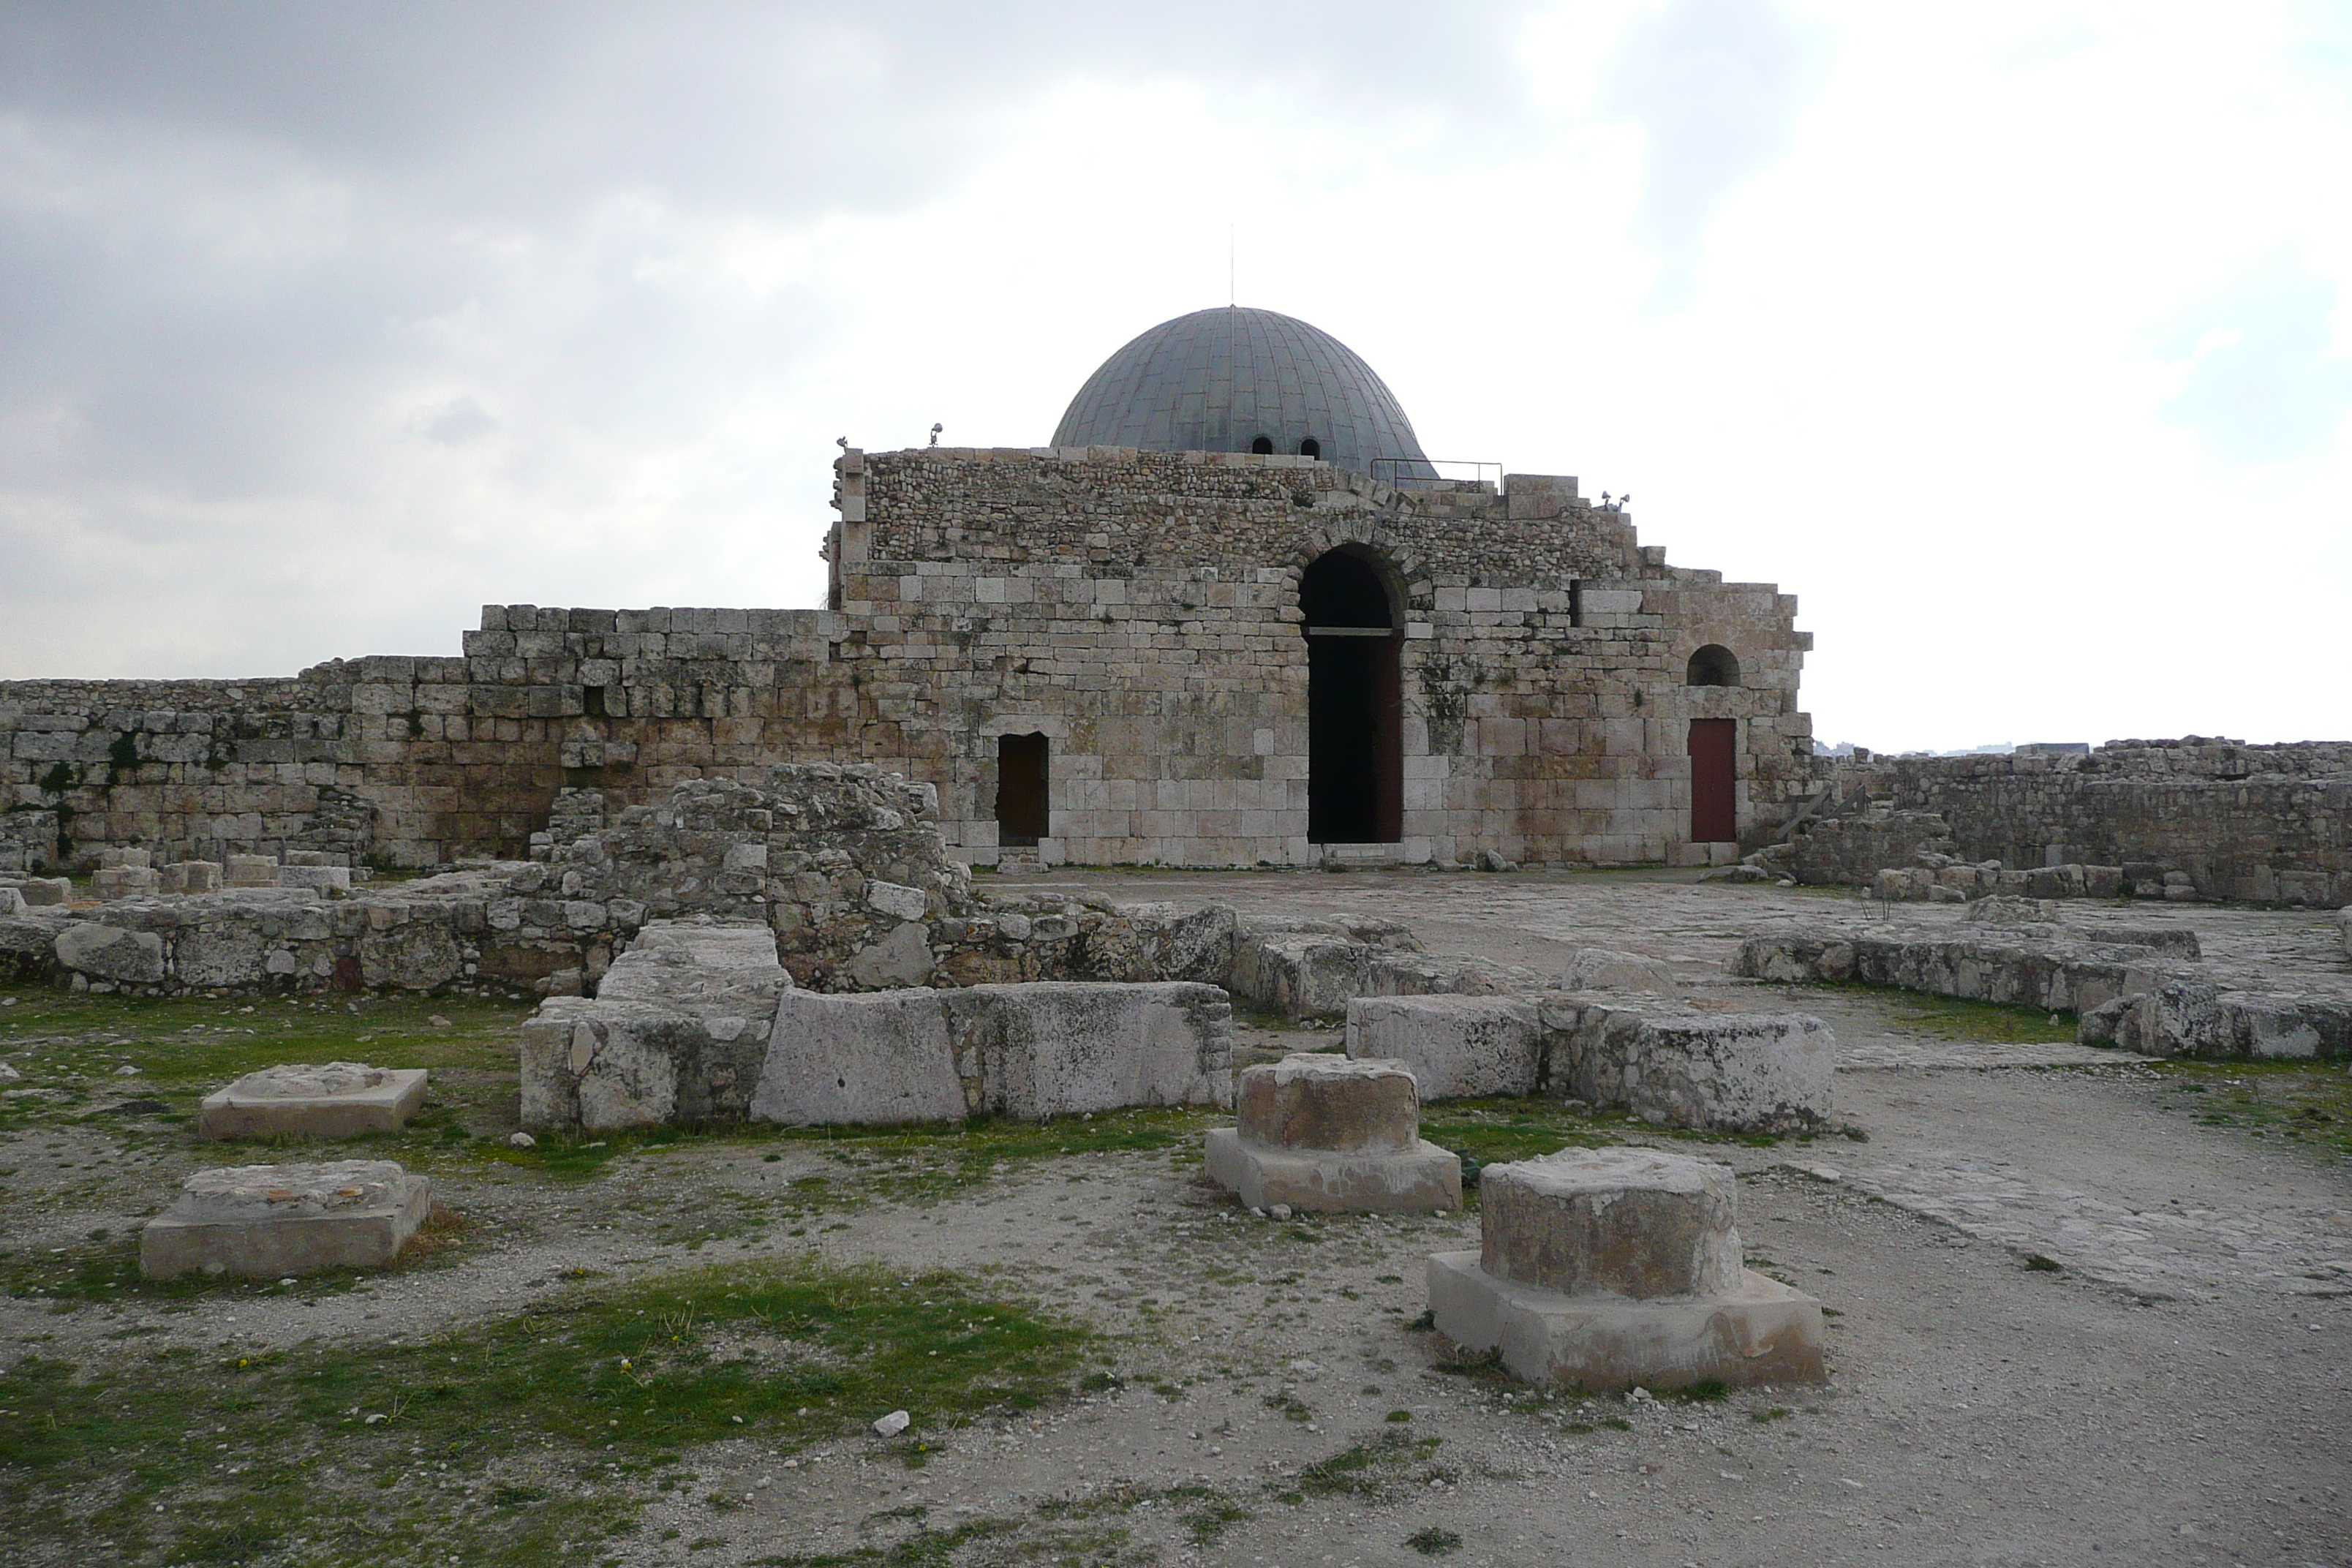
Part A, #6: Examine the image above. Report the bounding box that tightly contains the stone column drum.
[1205,1053,1460,1213]
[1427,1146,1825,1391]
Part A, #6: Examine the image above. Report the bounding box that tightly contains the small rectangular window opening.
[583,685,608,718]
[1567,579,1583,627]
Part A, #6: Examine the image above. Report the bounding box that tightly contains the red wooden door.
[1688,719,1737,843]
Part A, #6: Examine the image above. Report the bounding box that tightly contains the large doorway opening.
[1688,718,1737,843]
[1302,547,1402,844]
[996,733,1049,848]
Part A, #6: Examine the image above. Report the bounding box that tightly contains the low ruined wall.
[0,872,639,998]
[1733,929,2351,1061]
[1836,741,2352,905]
[0,766,1275,1001]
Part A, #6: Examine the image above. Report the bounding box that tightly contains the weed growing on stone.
[0,1256,1087,1567]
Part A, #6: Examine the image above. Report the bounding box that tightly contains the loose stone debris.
[1204,1052,1460,1213]
[139,1159,433,1280]
[1427,1146,1828,1392]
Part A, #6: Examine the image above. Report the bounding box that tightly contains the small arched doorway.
[1300,546,1402,843]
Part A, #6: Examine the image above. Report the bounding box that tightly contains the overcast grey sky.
[1,1,2346,753]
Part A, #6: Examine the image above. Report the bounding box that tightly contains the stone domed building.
[0,306,1817,873]
[808,305,1815,869]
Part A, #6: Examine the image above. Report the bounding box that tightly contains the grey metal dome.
[1052,306,1433,480]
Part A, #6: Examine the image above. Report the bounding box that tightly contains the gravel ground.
[3,870,2348,1567]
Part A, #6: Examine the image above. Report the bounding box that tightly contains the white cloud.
[0,1,2345,755]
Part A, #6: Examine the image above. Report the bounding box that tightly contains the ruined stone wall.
[0,673,397,867]
[1,447,1816,870]
[1841,740,2352,905]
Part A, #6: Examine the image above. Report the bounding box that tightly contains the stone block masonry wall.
[0,674,402,870]
[1838,740,2352,905]
[833,446,1817,868]
[2,446,1817,871]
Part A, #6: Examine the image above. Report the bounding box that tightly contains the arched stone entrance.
[1300,546,1402,844]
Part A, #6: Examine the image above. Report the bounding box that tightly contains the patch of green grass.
[2024,1254,2064,1273]
[1262,1391,1312,1422]
[2148,1060,2352,1159]
[3,1201,476,1306]
[1031,1481,1253,1550]
[1430,1346,1510,1384]
[0,985,531,1140]
[1418,1099,1620,1171]
[1175,1490,1254,1546]
[1662,1378,1730,1402]
[495,1105,1221,1201]
[1285,1429,1449,1500]
[1406,1526,1464,1556]
[751,1515,1019,1567]
[1803,981,2078,1044]
[0,1256,1087,1567]
[1748,1406,1793,1424]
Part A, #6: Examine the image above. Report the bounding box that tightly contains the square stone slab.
[1480,1147,1743,1300]
[198,1063,429,1139]
[1205,1126,1460,1213]
[1427,1249,1825,1392]
[140,1161,431,1280]
[1237,1053,1419,1152]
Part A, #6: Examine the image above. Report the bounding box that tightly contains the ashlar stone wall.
[826,445,1815,868]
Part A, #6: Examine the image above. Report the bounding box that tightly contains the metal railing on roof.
[1370,457,1500,491]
